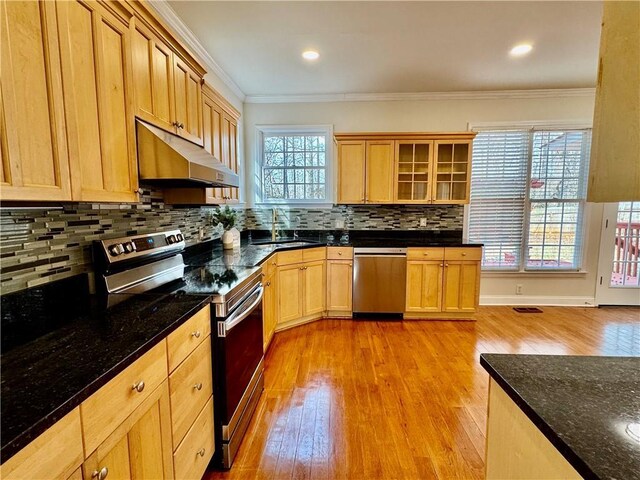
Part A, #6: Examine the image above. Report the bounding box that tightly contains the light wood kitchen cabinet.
[57,0,139,203]
[129,14,205,146]
[0,0,72,201]
[82,381,174,480]
[0,408,83,480]
[337,141,366,203]
[406,260,443,313]
[172,396,215,480]
[395,140,433,203]
[405,247,481,318]
[172,55,203,145]
[326,260,353,316]
[130,17,175,132]
[366,140,395,203]
[432,140,472,204]
[587,1,640,202]
[277,256,327,327]
[163,83,241,205]
[263,270,278,352]
[335,132,475,205]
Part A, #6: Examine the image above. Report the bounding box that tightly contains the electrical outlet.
[199,227,205,241]
[516,284,523,295]
[335,219,345,229]
[419,218,427,227]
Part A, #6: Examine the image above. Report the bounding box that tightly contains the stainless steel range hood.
[136,120,239,188]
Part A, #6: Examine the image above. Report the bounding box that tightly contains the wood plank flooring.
[205,306,640,480]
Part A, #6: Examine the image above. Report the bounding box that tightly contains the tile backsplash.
[1,191,461,293]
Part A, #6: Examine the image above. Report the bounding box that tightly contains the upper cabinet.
[57,0,139,203]
[335,132,475,205]
[587,1,640,202]
[163,83,241,205]
[1,1,72,201]
[129,15,205,146]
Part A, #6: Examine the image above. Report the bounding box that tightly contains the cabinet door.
[130,18,174,132]
[366,140,395,203]
[405,261,443,313]
[57,0,138,203]
[227,119,240,203]
[395,141,433,203]
[326,260,353,313]
[337,141,366,204]
[201,93,225,203]
[0,0,72,201]
[263,274,277,351]
[82,382,173,480]
[442,261,480,313]
[432,140,472,204]
[173,56,203,145]
[277,265,303,324]
[303,260,326,316]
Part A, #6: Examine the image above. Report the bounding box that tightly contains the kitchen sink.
[250,239,320,248]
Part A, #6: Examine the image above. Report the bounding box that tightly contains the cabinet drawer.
[169,338,213,449]
[261,253,278,277]
[167,305,211,372]
[276,249,303,266]
[445,247,482,261]
[0,408,83,480]
[173,396,215,480]
[327,246,353,260]
[302,247,327,262]
[407,247,445,260]
[80,340,168,455]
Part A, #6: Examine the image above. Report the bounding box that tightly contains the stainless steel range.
[93,230,264,470]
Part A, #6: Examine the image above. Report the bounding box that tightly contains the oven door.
[214,282,264,467]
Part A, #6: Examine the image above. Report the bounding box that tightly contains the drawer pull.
[197,447,206,457]
[423,252,429,256]
[92,467,108,480]
[445,263,449,267]
[462,252,467,256]
[338,251,342,255]
[132,381,145,393]
[194,382,203,391]
[192,331,201,338]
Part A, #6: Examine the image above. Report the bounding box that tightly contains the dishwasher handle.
[354,254,407,258]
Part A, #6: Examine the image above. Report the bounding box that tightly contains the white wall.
[243,93,603,305]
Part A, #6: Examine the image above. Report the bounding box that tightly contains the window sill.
[255,202,335,209]
[481,270,589,278]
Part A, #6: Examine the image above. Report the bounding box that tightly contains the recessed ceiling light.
[302,50,320,61]
[510,43,533,57]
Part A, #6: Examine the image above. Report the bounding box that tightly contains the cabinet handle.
[338,252,342,256]
[194,383,203,391]
[440,264,444,267]
[423,252,429,256]
[266,281,271,287]
[178,122,184,129]
[462,252,467,257]
[445,263,449,267]
[192,331,201,338]
[304,266,308,270]
[131,381,145,393]
[92,467,108,480]
[348,263,352,267]
[134,187,144,195]
[197,448,206,457]
[271,261,276,266]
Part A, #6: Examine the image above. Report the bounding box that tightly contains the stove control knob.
[166,234,177,244]
[122,242,136,253]
[108,244,125,257]
[176,233,184,242]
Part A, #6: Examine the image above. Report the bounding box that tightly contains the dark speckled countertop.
[480,354,640,480]
[0,275,210,462]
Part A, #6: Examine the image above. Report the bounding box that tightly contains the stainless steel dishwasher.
[353,247,407,314]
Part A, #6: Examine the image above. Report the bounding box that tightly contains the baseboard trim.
[274,313,324,332]
[480,295,596,307]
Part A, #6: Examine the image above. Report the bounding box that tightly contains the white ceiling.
[167,1,603,98]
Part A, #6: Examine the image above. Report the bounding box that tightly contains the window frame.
[255,124,334,207]
[465,120,593,273]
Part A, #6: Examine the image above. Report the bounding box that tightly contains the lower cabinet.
[405,247,481,318]
[0,305,215,480]
[326,247,354,316]
[263,271,277,352]
[82,381,173,480]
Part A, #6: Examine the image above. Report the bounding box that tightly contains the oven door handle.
[218,284,264,336]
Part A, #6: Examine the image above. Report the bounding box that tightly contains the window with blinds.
[468,127,591,271]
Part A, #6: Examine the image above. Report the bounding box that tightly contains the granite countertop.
[184,229,483,267]
[480,354,640,480]
[0,276,210,462]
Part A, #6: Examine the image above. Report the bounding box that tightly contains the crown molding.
[245,88,596,104]
[146,0,246,102]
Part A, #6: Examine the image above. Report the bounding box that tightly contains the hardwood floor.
[205,306,640,480]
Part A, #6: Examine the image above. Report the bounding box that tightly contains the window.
[467,127,591,271]
[257,125,333,204]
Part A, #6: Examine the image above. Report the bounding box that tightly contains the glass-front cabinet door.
[433,140,472,204]
[395,141,433,203]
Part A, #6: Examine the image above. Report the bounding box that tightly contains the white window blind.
[468,130,529,269]
[468,127,591,271]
